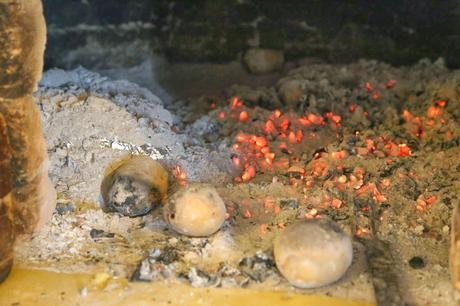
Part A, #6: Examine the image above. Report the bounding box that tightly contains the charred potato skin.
[100,155,169,217]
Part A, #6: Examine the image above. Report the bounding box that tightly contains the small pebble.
[79,287,88,297]
[274,218,353,288]
[168,237,178,245]
[442,225,450,234]
[188,268,212,287]
[414,225,425,236]
[90,228,115,238]
[163,184,226,237]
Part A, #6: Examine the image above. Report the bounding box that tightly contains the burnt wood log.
[450,199,460,290]
[0,0,55,282]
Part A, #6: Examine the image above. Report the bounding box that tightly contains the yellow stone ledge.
[0,268,375,306]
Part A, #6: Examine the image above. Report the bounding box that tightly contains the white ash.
[34,68,233,204]
[185,115,220,139]
[16,208,143,267]
[187,267,214,288]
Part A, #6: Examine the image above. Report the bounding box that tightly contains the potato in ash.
[274,218,353,288]
[163,184,226,237]
[101,155,168,217]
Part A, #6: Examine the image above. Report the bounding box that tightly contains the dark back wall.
[43,0,460,69]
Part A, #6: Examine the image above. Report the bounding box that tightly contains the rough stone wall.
[43,0,460,69]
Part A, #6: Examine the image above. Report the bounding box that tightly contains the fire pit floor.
[0,268,372,306]
[9,58,460,305]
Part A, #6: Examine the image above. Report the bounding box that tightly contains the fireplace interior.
[1,1,460,306]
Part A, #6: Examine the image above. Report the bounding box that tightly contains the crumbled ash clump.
[131,248,279,289]
[130,248,177,282]
[237,251,279,284]
[184,250,281,288]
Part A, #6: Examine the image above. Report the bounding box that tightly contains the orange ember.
[239,110,249,122]
[173,165,188,186]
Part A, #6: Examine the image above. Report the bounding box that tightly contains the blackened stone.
[90,229,115,238]
[0,258,12,284]
[55,202,75,215]
[280,198,299,209]
[156,247,179,265]
[409,256,425,269]
[239,256,253,268]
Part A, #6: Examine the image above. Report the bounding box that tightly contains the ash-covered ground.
[15,58,460,305]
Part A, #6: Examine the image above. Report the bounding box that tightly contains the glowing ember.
[356,226,370,237]
[332,198,343,209]
[371,92,381,100]
[255,136,268,147]
[385,79,398,88]
[364,82,373,92]
[207,77,445,229]
[264,120,277,134]
[259,223,268,236]
[332,115,341,124]
[331,150,347,159]
[243,209,253,219]
[288,131,297,143]
[403,109,412,121]
[397,144,412,157]
[435,100,446,107]
[241,165,256,182]
[416,194,438,211]
[380,178,391,188]
[231,156,241,167]
[305,208,319,219]
[230,96,244,110]
[239,110,249,122]
[427,106,442,118]
[173,165,188,186]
